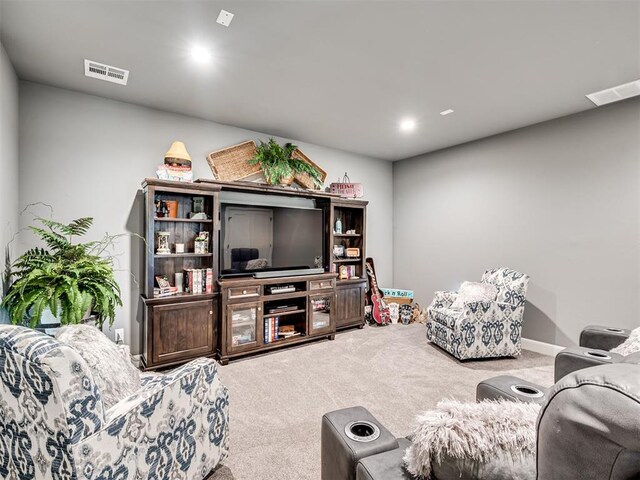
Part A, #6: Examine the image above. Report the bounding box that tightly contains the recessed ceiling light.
[216,9,234,27]
[440,109,454,116]
[190,45,212,63]
[399,118,416,132]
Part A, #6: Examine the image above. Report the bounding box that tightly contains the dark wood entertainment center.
[141,178,368,369]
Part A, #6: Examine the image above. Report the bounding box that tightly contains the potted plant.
[1,216,123,329]
[249,138,323,188]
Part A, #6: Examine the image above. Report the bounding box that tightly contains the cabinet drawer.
[309,279,335,291]
[227,285,261,300]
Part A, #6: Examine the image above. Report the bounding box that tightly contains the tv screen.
[220,204,324,276]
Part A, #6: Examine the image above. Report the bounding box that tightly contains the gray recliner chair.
[322,359,640,480]
[554,324,634,381]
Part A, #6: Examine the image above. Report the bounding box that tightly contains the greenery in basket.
[249,138,323,187]
[1,216,123,329]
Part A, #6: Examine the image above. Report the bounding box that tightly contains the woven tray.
[207,141,261,181]
[292,148,327,190]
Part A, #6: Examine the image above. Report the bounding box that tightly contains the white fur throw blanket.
[611,326,640,356]
[403,399,540,479]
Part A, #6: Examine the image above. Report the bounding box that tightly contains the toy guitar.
[365,259,390,325]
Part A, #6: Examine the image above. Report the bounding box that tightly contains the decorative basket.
[292,148,327,190]
[206,141,261,181]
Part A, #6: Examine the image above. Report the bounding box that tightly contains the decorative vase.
[165,200,178,218]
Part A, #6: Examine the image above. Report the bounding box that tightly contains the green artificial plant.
[1,216,123,329]
[249,138,323,187]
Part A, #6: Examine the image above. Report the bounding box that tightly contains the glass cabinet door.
[227,301,261,352]
[309,294,334,335]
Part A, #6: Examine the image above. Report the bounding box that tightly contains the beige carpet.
[215,323,554,480]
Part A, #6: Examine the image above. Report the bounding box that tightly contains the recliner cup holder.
[585,351,611,360]
[605,328,624,333]
[344,421,381,442]
[510,384,544,398]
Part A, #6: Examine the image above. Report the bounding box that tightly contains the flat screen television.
[220,203,324,277]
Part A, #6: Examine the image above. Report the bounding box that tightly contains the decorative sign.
[330,172,364,198]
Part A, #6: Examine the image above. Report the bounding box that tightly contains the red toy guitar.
[365,259,391,325]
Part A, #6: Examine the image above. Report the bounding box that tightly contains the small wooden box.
[345,248,360,258]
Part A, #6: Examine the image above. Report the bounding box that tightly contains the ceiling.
[1,1,639,161]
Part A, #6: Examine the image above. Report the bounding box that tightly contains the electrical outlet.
[115,328,125,344]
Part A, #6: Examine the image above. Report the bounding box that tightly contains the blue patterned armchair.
[0,325,229,479]
[426,267,530,360]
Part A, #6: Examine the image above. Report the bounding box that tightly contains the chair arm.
[537,363,640,480]
[430,291,457,308]
[73,358,229,479]
[579,325,631,351]
[554,346,624,382]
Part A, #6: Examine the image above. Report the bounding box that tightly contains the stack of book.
[154,286,178,298]
[264,316,280,344]
[184,268,214,294]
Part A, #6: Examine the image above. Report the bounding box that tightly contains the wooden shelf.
[263,308,306,318]
[154,253,213,258]
[154,217,213,223]
[264,334,307,346]
[333,233,361,238]
[332,258,362,263]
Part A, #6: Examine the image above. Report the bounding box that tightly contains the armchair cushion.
[56,324,141,409]
[403,399,538,479]
[610,326,640,356]
[450,282,497,310]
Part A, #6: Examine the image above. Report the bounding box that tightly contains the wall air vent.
[84,59,129,86]
[586,79,640,106]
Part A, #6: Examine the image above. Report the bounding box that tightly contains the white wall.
[18,81,393,353]
[393,98,640,347]
[0,42,19,322]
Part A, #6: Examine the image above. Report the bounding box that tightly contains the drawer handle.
[242,290,247,294]
[209,310,213,315]
[258,307,262,311]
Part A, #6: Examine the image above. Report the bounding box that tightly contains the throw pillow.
[56,324,141,410]
[610,326,640,356]
[450,281,498,310]
[403,399,539,480]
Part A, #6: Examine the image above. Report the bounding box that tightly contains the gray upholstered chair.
[322,360,640,480]
[426,267,530,360]
[555,324,636,381]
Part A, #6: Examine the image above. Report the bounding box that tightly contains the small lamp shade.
[164,141,192,166]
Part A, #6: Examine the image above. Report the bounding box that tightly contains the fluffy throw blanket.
[403,399,540,479]
[611,326,640,356]
[56,324,141,409]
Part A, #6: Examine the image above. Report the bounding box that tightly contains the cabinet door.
[308,293,335,336]
[227,301,262,353]
[334,282,365,328]
[151,299,215,365]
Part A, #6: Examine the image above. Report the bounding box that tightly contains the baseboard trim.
[522,337,565,357]
[131,354,142,368]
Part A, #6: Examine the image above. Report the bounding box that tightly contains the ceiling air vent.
[84,59,129,86]
[586,79,640,106]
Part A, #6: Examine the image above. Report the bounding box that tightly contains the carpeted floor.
[213,323,554,480]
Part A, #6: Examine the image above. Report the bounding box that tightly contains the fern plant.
[1,217,122,329]
[249,138,323,187]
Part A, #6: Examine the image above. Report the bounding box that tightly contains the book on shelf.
[154,286,178,297]
[264,316,284,344]
[183,268,215,294]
